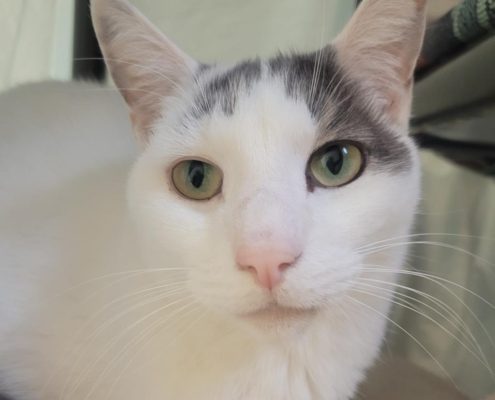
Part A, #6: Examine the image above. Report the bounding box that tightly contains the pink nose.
[236,245,299,290]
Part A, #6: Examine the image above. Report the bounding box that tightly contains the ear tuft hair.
[91,0,197,144]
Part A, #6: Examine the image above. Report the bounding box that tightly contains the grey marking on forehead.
[268,49,412,171]
[193,59,262,116]
[191,49,413,172]
[195,63,212,75]
[269,50,341,118]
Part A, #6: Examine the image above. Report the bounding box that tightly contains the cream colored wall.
[129,0,354,62]
[0,0,353,91]
[0,0,74,92]
[426,0,460,21]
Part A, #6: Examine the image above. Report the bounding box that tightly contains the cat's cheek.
[126,161,197,266]
[276,247,362,308]
[335,168,419,244]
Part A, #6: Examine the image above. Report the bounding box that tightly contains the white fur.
[0,0,424,398]
[0,77,419,400]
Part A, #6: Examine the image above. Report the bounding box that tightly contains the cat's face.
[92,0,425,333]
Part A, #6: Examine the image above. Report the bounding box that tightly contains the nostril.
[279,262,292,272]
[241,264,256,273]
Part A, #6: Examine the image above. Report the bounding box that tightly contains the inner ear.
[91,0,198,145]
[333,0,426,128]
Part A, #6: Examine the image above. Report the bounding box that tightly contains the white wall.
[0,0,465,92]
[0,0,74,92]
[129,0,354,62]
[0,0,354,93]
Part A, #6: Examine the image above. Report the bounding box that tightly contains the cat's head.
[92,0,425,333]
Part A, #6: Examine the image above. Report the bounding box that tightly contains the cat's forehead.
[173,49,413,172]
[192,50,344,119]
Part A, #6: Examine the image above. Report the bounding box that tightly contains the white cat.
[0,0,426,399]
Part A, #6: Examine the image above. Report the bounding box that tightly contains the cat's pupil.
[188,161,205,189]
[325,146,345,175]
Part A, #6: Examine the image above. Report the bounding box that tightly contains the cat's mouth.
[240,304,317,321]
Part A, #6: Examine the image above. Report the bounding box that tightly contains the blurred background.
[1,0,494,398]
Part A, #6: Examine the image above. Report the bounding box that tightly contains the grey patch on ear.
[269,49,413,172]
[193,59,262,116]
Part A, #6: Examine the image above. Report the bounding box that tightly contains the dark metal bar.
[72,0,105,80]
[414,132,495,176]
[411,96,495,127]
[416,0,495,81]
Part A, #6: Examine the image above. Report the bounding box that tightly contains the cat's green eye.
[171,160,223,200]
[308,142,364,188]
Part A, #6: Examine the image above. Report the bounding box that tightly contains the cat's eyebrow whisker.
[344,295,460,391]
[316,64,356,122]
[62,289,189,400]
[315,67,345,115]
[313,63,347,122]
[105,302,204,400]
[309,0,328,110]
[359,240,495,269]
[352,280,493,375]
[191,74,210,116]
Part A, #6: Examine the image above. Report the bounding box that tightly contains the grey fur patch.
[191,49,412,172]
[268,49,412,172]
[193,59,262,116]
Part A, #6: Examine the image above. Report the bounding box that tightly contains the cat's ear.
[333,0,426,127]
[91,0,197,144]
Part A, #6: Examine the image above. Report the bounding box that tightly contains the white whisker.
[360,265,495,355]
[352,282,493,375]
[104,303,204,400]
[54,267,189,299]
[359,240,494,269]
[345,295,460,391]
[63,290,188,400]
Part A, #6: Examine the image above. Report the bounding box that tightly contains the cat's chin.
[237,304,318,336]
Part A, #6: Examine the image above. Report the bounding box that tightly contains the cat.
[0,0,427,399]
